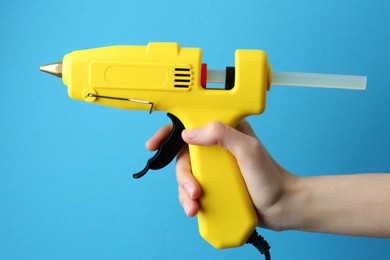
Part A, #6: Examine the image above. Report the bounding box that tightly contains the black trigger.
[133,113,186,179]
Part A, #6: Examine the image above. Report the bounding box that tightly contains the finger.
[179,185,199,217]
[181,121,266,168]
[176,148,201,200]
[182,121,251,150]
[145,124,173,151]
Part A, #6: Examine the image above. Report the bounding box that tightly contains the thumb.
[181,121,259,160]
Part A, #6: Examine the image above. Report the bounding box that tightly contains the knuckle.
[208,121,227,136]
[207,121,228,146]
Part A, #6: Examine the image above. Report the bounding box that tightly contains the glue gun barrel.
[40,61,367,91]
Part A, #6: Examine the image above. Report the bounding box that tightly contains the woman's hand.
[146,120,295,229]
[146,120,390,237]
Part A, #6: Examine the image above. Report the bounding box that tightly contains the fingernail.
[183,129,196,139]
[184,184,194,198]
[182,200,191,216]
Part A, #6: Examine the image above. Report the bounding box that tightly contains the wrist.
[260,172,306,232]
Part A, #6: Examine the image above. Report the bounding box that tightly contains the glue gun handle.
[188,143,258,249]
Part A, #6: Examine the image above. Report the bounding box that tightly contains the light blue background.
[1,0,389,259]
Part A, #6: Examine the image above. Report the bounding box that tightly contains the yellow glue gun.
[40,42,366,251]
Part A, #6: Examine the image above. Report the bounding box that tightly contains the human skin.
[146,120,390,237]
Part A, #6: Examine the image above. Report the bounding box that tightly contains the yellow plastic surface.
[61,42,270,249]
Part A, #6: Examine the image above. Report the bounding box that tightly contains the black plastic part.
[225,67,236,90]
[133,113,186,179]
[246,229,271,260]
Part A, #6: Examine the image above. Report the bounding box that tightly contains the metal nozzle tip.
[40,62,63,78]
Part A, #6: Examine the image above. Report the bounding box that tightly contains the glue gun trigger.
[133,113,186,179]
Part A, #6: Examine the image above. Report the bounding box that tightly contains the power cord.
[246,229,271,260]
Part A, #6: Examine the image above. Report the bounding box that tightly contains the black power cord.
[246,229,271,260]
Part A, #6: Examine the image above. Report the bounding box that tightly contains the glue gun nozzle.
[40,62,63,78]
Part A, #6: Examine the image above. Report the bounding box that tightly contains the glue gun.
[40,42,366,251]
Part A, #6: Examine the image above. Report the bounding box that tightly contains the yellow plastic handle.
[189,143,258,248]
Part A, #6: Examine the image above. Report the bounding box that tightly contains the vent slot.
[175,79,191,83]
[174,68,192,88]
